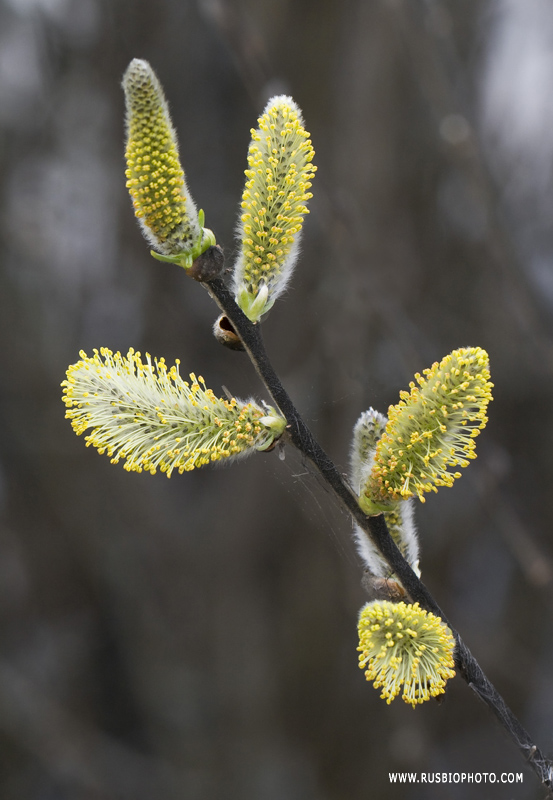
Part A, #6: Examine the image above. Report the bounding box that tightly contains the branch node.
[213,313,245,351]
[189,244,225,282]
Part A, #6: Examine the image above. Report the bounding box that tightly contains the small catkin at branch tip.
[61,348,286,477]
[357,600,456,707]
[122,58,201,258]
[360,347,493,513]
[233,95,317,322]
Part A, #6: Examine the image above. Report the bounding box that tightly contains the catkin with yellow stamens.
[233,95,316,322]
[357,601,456,707]
[62,348,286,477]
[123,59,201,257]
[360,347,493,513]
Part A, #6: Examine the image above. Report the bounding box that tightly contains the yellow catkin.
[61,348,285,477]
[123,59,200,255]
[360,347,493,512]
[358,601,456,707]
[233,95,316,321]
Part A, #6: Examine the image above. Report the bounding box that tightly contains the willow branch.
[201,271,553,793]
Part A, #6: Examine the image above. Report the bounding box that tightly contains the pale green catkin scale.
[350,409,419,578]
[123,59,201,255]
[350,408,388,493]
[61,348,285,477]
[233,95,316,321]
[352,503,418,581]
[356,413,388,464]
[382,503,418,568]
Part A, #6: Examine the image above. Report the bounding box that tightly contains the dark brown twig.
[201,268,553,793]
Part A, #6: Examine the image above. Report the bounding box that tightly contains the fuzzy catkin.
[233,95,316,321]
[123,59,201,255]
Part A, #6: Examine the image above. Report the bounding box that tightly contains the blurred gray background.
[2,0,553,798]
